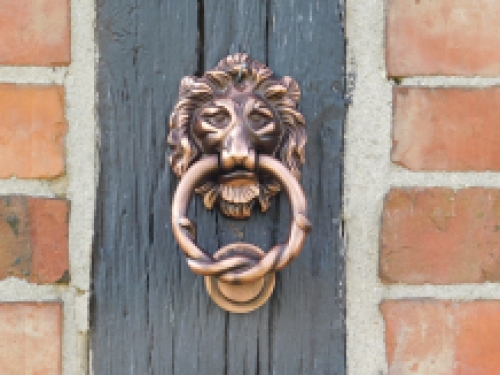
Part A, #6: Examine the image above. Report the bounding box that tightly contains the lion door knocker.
[169,53,312,313]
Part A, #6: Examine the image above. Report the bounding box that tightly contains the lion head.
[168,53,306,219]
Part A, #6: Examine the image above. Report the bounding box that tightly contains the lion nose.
[221,127,256,170]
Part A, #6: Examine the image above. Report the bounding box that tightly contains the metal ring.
[171,155,312,311]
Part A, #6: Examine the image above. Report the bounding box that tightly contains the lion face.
[193,92,282,166]
[168,53,306,219]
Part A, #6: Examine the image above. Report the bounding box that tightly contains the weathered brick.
[0,197,69,284]
[387,0,500,76]
[28,198,69,283]
[381,188,500,284]
[0,0,70,66]
[392,87,500,171]
[0,198,32,279]
[0,85,67,178]
[382,300,500,375]
[0,303,62,375]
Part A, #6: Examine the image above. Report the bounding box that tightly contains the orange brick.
[387,0,500,76]
[454,302,500,375]
[0,197,69,284]
[28,198,69,283]
[392,87,500,171]
[381,188,500,284]
[0,303,62,375]
[382,300,500,375]
[0,0,70,66]
[0,85,67,178]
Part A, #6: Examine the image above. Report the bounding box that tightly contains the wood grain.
[93,0,345,374]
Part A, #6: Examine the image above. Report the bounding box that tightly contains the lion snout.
[221,147,256,171]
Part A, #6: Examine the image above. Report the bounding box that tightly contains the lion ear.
[264,84,288,100]
[179,76,213,100]
[281,76,300,104]
[179,76,196,94]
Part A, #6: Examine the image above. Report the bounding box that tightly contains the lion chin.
[219,183,259,218]
[195,179,280,219]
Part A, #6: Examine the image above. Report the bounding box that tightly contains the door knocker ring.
[169,53,312,313]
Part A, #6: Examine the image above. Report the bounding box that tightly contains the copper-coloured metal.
[169,53,306,219]
[171,154,311,312]
[205,243,275,313]
[169,54,311,313]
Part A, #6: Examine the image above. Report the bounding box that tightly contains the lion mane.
[168,53,306,215]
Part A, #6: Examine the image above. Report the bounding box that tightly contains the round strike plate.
[205,243,275,313]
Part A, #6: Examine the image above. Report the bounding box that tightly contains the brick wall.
[382,1,500,373]
[1,0,496,373]
[346,0,500,374]
[0,1,95,374]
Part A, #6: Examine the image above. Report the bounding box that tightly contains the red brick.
[382,300,500,375]
[0,302,62,375]
[392,87,500,171]
[387,0,500,76]
[28,198,69,283]
[0,0,70,66]
[0,198,32,279]
[0,197,69,284]
[454,302,500,375]
[381,188,500,284]
[0,85,67,178]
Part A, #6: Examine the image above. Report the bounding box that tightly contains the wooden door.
[92,1,345,374]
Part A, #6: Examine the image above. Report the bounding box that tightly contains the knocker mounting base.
[205,243,275,313]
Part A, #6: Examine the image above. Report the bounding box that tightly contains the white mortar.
[64,0,96,373]
[345,2,500,374]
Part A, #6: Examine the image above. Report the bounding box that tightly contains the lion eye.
[248,113,264,123]
[209,113,229,129]
[247,108,273,130]
[213,113,228,123]
[201,107,230,128]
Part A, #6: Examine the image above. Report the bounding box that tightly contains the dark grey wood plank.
[93,1,227,374]
[93,0,345,374]
[204,0,267,67]
[268,0,346,373]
